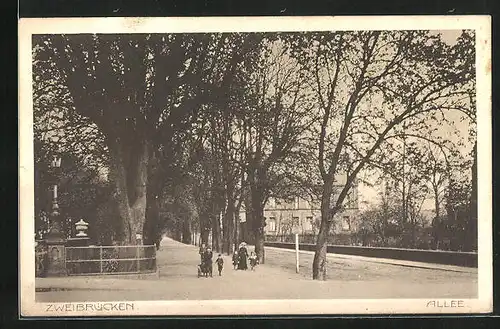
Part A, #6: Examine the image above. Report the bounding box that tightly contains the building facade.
[239,175,359,237]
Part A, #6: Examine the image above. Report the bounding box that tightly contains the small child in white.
[249,252,258,271]
[232,251,238,269]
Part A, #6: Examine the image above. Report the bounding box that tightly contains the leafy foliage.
[32,30,476,270]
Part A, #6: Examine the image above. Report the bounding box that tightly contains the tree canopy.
[33,30,476,278]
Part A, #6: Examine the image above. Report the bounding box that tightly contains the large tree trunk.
[200,211,210,246]
[244,205,253,243]
[108,137,149,245]
[312,183,333,280]
[182,218,192,244]
[144,186,160,246]
[233,212,239,253]
[252,219,265,263]
[201,228,209,246]
[239,221,247,245]
[313,217,333,280]
[224,197,236,255]
[253,225,265,263]
[129,140,149,244]
[212,212,223,253]
[233,198,243,252]
[250,187,266,264]
[222,207,229,254]
[109,142,131,244]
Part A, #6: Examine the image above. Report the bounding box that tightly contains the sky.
[435,30,463,46]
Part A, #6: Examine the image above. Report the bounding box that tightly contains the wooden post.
[99,246,103,273]
[295,233,299,274]
[154,246,159,277]
[136,246,140,272]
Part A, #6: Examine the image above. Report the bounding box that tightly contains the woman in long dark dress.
[237,244,248,270]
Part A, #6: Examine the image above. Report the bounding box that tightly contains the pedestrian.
[204,247,213,277]
[237,242,248,270]
[232,251,239,269]
[216,254,224,276]
[199,243,206,262]
[249,251,258,271]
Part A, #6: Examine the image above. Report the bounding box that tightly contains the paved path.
[36,237,477,302]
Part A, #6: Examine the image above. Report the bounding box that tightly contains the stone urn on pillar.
[75,219,89,237]
[67,219,90,247]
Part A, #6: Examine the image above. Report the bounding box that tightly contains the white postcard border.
[18,15,492,317]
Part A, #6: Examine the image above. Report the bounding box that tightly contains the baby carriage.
[198,249,213,278]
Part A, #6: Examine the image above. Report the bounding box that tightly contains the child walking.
[232,251,238,269]
[249,252,258,271]
[216,254,224,276]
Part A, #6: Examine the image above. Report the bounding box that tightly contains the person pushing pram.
[198,246,213,278]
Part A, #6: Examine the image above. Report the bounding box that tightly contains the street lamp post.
[45,154,68,277]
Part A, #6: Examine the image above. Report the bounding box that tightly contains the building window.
[342,216,350,231]
[292,216,300,227]
[304,216,313,231]
[268,217,276,231]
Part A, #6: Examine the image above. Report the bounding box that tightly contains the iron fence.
[65,245,157,275]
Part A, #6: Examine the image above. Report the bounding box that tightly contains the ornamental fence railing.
[35,242,157,277]
[65,245,157,275]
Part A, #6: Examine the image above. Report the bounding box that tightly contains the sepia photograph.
[18,16,492,316]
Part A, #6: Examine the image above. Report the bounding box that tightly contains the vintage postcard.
[19,16,492,316]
